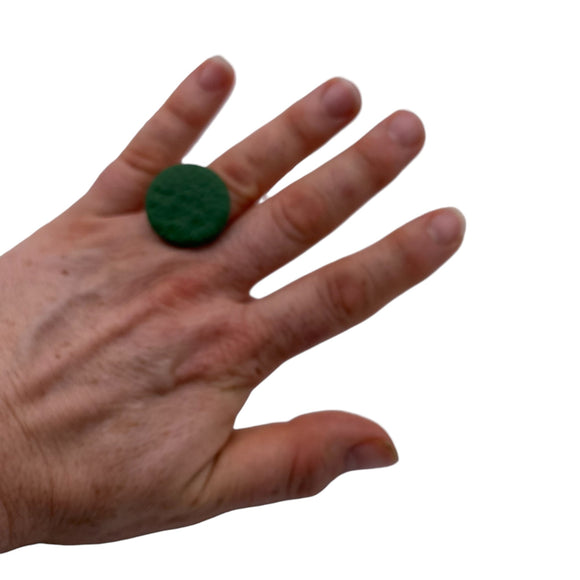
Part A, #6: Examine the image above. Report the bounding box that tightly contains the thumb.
[202,411,398,513]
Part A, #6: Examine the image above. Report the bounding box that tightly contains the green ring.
[145,164,230,247]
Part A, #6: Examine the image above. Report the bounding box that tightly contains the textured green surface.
[145,165,230,247]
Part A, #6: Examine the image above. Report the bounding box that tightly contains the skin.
[0,56,465,552]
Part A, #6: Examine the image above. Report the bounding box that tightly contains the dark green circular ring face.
[145,165,230,247]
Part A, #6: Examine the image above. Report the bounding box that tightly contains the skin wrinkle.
[211,154,262,214]
[90,160,150,216]
[321,264,373,328]
[271,181,327,249]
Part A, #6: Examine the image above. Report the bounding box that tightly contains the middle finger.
[210,78,361,220]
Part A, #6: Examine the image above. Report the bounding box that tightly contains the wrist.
[0,472,44,553]
[0,410,46,552]
[0,503,15,553]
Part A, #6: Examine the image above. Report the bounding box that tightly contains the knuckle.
[389,228,430,286]
[220,308,274,386]
[119,146,160,179]
[214,157,261,208]
[271,186,325,246]
[170,301,267,390]
[321,266,373,326]
[148,270,208,312]
[286,107,313,147]
[165,98,203,134]
[284,448,333,501]
[351,131,398,193]
[287,470,327,500]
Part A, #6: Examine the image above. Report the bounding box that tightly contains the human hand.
[0,56,465,552]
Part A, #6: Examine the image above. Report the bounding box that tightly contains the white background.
[1,0,579,577]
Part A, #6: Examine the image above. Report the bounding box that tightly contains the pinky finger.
[257,207,466,362]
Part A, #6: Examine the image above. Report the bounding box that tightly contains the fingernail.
[199,56,232,91]
[427,208,466,245]
[322,79,360,118]
[345,439,399,472]
[387,110,424,147]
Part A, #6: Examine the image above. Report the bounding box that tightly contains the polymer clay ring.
[145,164,230,247]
